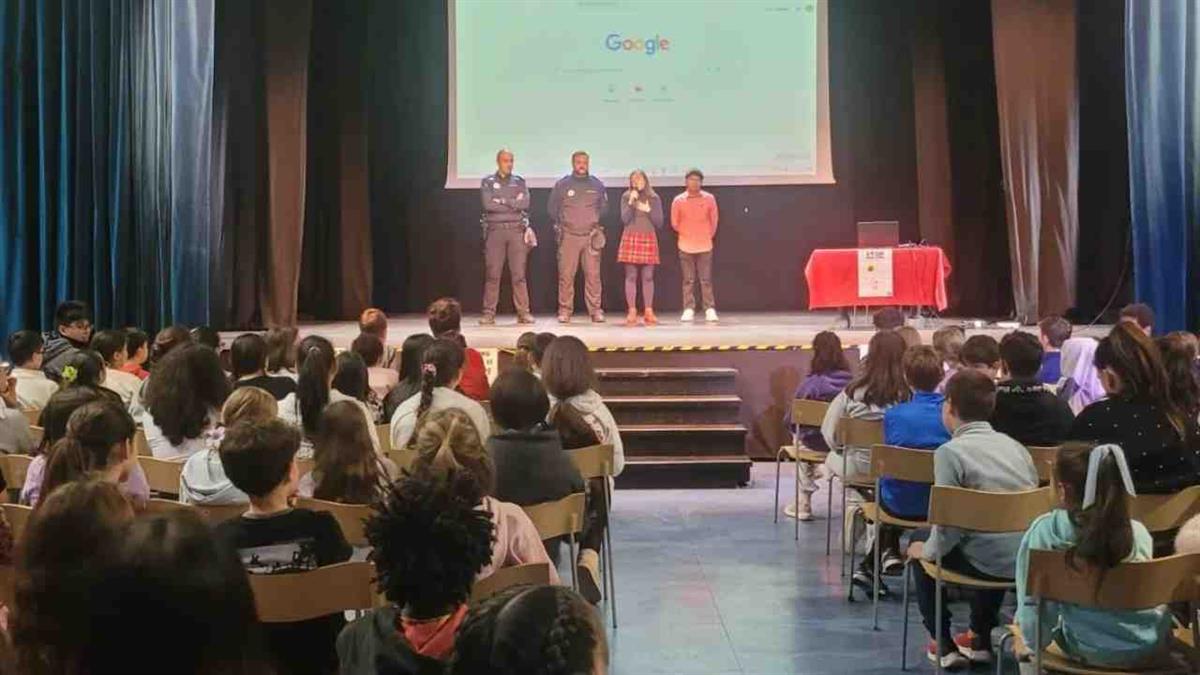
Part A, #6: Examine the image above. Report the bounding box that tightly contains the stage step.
[618,455,752,489]
[618,424,748,457]
[596,367,738,396]
[604,395,742,425]
[600,366,749,488]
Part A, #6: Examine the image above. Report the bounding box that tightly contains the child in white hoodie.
[179,387,278,505]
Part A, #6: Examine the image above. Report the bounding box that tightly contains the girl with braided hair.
[450,584,609,675]
[337,469,494,673]
[388,338,491,451]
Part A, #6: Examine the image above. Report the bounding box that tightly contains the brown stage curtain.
[335,7,371,317]
[991,0,1078,322]
[260,0,312,328]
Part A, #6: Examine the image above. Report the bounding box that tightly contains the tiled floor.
[600,462,1005,675]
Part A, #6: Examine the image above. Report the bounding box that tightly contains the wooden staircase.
[597,367,750,488]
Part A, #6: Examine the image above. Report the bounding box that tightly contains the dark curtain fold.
[1075,0,1131,321]
[300,0,372,321]
[991,0,1079,323]
[1125,0,1200,332]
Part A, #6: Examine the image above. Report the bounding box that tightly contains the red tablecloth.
[804,247,952,310]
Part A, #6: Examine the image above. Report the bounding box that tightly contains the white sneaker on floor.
[705,308,719,322]
[783,491,814,521]
[680,308,695,322]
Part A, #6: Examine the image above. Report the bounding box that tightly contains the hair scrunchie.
[1083,444,1136,509]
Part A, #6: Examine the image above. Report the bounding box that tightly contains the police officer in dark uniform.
[548,150,608,323]
[480,148,535,325]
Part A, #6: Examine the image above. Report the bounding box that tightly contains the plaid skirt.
[616,229,660,265]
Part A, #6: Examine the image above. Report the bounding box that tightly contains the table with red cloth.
[804,246,952,311]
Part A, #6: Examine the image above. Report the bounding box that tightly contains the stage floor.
[263,311,1113,351]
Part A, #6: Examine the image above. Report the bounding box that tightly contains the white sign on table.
[857,248,893,297]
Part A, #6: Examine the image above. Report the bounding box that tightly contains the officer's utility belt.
[485,220,526,230]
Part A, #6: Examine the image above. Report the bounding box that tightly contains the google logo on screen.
[605,33,670,55]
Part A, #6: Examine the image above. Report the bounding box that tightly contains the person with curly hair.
[337,470,495,673]
[450,584,609,675]
[141,343,231,459]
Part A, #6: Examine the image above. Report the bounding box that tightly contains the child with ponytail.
[388,338,491,451]
[38,399,145,507]
[1014,442,1171,669]
[277,335,379,458]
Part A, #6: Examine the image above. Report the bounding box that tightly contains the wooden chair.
[568,443,618,628]
[0,455,34,495]
[1130,486,1200,534]
[4,503,33,541]
[470,562,553,605]
[1001,550,1200,674]
[387,447,418,475]
[1026,445,1063,484]
[296,497,370,547]
[143,498,191,515]
[139,457,184,496]
[831,417,884,568]
[295,458,314,478]
[248,561,376,623]
[21,409,40,426]
[523,493,587,590]
[133,428,152,457]
[850,444,936,626]
[195,502,247,523]
[27,425,43,448]
[376,423,392,454]
[901,485,1056,674]
[775,399,831,541]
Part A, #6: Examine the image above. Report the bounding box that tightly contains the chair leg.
[605,486,618,630]
[794,459,801,541]
[825,475,834,556]
[935,559,943,675]
[872,518,881,630]
[570,533,579,592]
[995,632,1013,675]
[840,452,849,578]
[901,560,911,671]
[846,507,859,601]
[773,450,782,524]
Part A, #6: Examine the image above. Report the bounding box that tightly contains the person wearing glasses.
[42,300,94,383]
[6,330,57,411]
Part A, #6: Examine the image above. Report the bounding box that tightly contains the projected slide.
[448,0,832,187]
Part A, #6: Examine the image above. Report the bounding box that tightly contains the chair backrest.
[376,423,392,454]
[387,447,418,475]
[1025,445,1061,483]
[4,504,33,541]
[296,497,371,547]
[1027,549,1200,610]
[22,409,40,426]
[143,498,191,515]
[927,485,1055,533]
[1130,486,1200,533]
[836,417,884,449]
[568,444,615,480]
[523,493,587,541]
[0,455,34,492]
[28,426,43,447]
[139,457,184,496]
[868,445,936,484]
[195,502,248,523]
[470,563,553,604]
[133,429,152,457]
[249,561,376,622]
[791,399,831,428]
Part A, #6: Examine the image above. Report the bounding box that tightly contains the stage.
[273,311,1112,351]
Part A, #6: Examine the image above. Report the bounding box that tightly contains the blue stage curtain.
[1125,0,1200,332]
[0,0,215,339]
